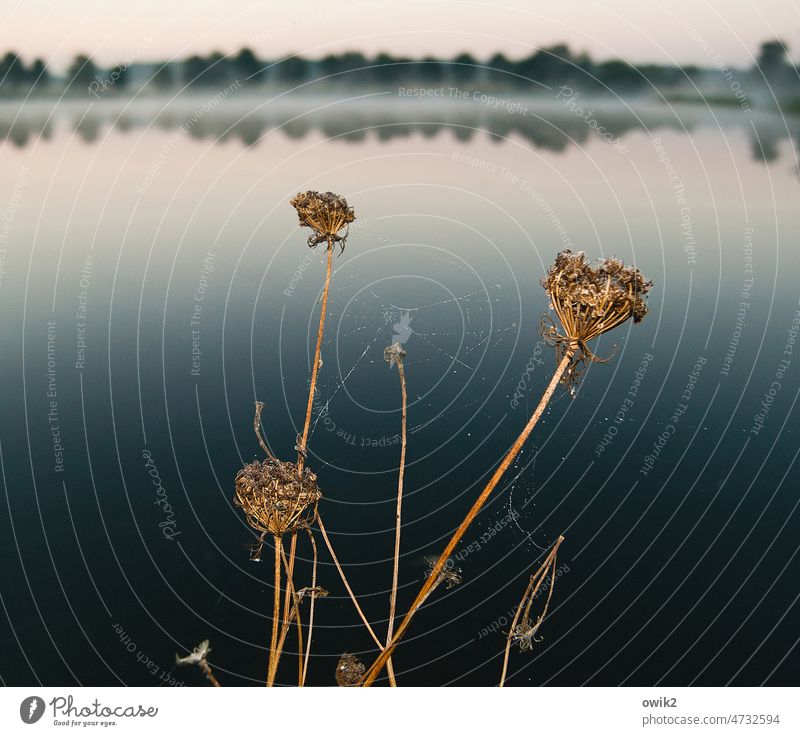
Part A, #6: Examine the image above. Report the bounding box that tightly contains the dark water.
[1,93,799,686]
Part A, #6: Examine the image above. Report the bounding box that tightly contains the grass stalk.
[360,348,574,686]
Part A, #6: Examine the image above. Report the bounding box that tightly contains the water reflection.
[1,96,798,162]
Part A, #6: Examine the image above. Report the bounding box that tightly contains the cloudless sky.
[3,0,798,70]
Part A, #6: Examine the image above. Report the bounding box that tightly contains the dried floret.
[335,653,365,687]
[425,556,462,590]
[290,190,355,251]
[540,250,652,390]
[234,458,321,539]
[384,342,407,368]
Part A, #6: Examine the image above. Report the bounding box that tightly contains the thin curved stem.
[199,661,221,687]
[266,534,282,687]
[499,536,563,687]
[317,515,384,649]
[297,239,334,475]
[385,359,407,687]
[360,348,574,686]
[272,540,305,686]
[253,401,276,460]
[302,528,319,686]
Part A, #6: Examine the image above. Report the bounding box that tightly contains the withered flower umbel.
[384,342,406,368]
[540,249,652,390]
[234,458,321,540]
[290,190,355,251]
[335,653,366,687]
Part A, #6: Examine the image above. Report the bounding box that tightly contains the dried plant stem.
[198,660,221,687]
[302,528,319,686]
[297,239,334,475]
[266,534,282,687]
[385,359,407,687]
[361,348,574,686]
[499,535,563,687]
[276,533,298,684]
[271,541,306,686]
[317,515,384,649]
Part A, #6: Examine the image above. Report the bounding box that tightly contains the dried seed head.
[234,458,322,537]
[510,617,543,652]
[540,250,652,390]
[384,342,406,368]
[290,190,355,251]
[335,653,365,687]
[176,639,211,666]
[425,556,463,590]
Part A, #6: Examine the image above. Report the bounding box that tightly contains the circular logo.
[19,696,44,724]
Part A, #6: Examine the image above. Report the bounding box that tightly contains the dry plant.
[228,197,652,687]
[360,250,651,685]
[383,342,408,687]
[233,402,321,686]
[499,535,564,686]
[335,653,366,687]
[290,191,355,475]
[176,640,220,687]
[234,192,386,686]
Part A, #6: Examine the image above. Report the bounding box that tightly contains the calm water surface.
[1,93,798,686]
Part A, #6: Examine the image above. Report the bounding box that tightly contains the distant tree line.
[0,40,797,98]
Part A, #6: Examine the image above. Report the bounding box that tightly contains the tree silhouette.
[0,52,26,90]
[450,52,480,85]
[234,47,263,83]
[66,54,98,90]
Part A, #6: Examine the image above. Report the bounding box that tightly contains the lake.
[1,91,798,686]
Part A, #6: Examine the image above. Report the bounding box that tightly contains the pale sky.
[4,0,799,71]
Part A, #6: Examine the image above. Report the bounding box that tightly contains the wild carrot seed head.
[234,458,321,537]
[290,190,355,251]
[540,249,652,390]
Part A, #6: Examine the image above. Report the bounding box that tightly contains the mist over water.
[1,92,798,686]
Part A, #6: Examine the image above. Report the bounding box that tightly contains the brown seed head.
[290,190,355,250]
[335,653,365,687]
[384,342,406,368]
[234,458,322,537]
[540,250,652,390]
